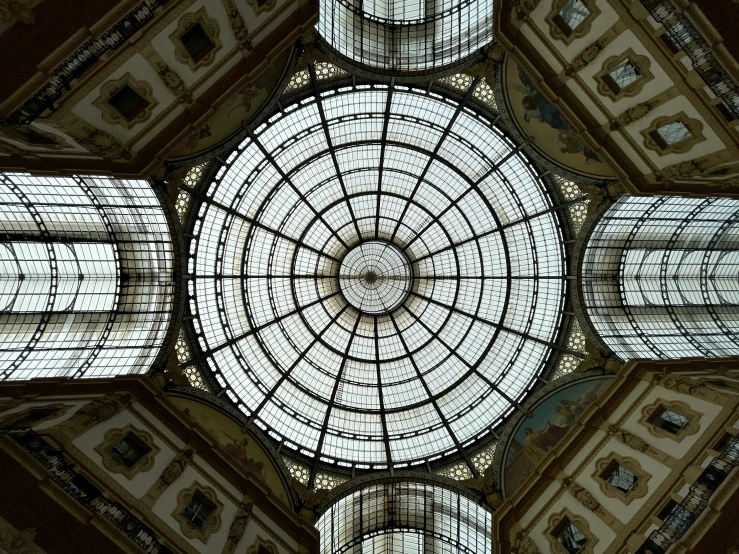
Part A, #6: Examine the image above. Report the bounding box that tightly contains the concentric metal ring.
[339,241,412,314]
[188,83,566,471]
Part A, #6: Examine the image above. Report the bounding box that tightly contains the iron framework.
[0,173,175,380]
[183,75,574,481]
[581,195,739,360]
[317,0,494,73]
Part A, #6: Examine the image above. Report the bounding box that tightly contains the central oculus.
[339,241,412,314]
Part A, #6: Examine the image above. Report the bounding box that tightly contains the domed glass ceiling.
[188,80,566,471]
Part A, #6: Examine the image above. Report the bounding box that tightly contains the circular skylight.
[188,83,566,471]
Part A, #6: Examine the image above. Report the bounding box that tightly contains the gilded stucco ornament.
[0,526,38,554]
[159,447,195,488]
[73,127,133,161]
[224,0,252,50]
[0,0,34,24]
[513,532,540,554]
[461,465,503,508]
[652,373,707,397]
[512,0,541,21]
[562,476,602,514]
[225,501,253,553]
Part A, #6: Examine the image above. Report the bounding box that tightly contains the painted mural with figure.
[504,58,617,179]
[170,396,291,506]
[168,47,292,159]
[503,376,612,497]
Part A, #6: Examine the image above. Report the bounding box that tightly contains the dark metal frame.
[179,69,582,483]
[640,0,739,119]
[581,195,739,360]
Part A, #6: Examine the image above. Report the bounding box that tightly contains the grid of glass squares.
[605,59,641,92]
[186,82,567,472]
[556,520,588,554]
[582,195,739,360]
[652,407,688,434]
[316,481,492,554]
[317,0,494,72]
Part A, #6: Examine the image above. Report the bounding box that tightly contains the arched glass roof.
[582,195,739,360]
[317,0,494,72]
[316,480,492,553]
[187,80,567,472]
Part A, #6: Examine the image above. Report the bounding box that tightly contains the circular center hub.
[339,241,412,314]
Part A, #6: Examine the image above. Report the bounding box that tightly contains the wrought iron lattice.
[640,0,739,118]
[316,480,492,554]
[317,0,494,72]
[582,195,739,360]
[184,79,570,479]
[0,173,174,380]
[636,435,739,554]
[0,0,169,127]
[1,427,170,553]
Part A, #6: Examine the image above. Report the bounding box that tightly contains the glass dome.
[187,81,567,471]
[317,0,494,72]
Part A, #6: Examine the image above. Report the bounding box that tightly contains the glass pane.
[558,0,590,33]
[654,408,688,434]
[605,463,637,493]
[111,433,149,468]
[656,121,692,145]
[556,521,588,553]
[183,495,214,529]
[607,59,641,91]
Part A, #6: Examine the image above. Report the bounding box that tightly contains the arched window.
[581,195,739,359]
[0,173,175,380]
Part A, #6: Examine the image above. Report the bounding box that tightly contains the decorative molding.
[512,0,542,21]
[49,393,134,441]
[92,73,158,130]
[224,501,253,553]
[593,452,650,504]
[545,0,601,46]
[223,0,252,51]
[640,112,706,156]
[68,125,133,161]
[561,476,604,515]
[246,0,277,17]
[639,398,701,442]
[0,525,39,554]
[594,48,653,102]
[545,507,598,554]
[0,403,70,428]
[652,373,708,398]
[0,0,35,26]
[512,533,540,554]
[170,7,223,71]
[93,424,160,480]
[144,446,196,505]
[245,535,278,554]
[609,96,666,130]
[172,481,224,544]
[144,49,194,105]
[0,126,68,150]
[566,34,613,76]
[607,424,652,455]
